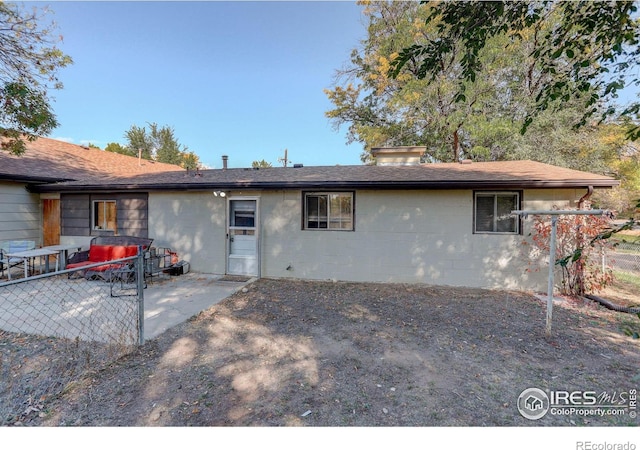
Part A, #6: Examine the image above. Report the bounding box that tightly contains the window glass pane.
[344,195,353,230]
[305,193,352,230]
[329,194,353,230]
[93,202,101,229]
[496,195,517,232]
[475,196,494,232]
[230,200,256,227]
[93,200,117,231]
[318,196,327,218]
[307,196,318,220]
[475,193,518,234]
[105,201,117,231]
[328,194,343,229]
[306,195,328,228]
[234,211,255,227]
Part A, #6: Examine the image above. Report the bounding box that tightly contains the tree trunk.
[452,129,460,162]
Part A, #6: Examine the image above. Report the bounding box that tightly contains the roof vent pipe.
[222,155,228,170]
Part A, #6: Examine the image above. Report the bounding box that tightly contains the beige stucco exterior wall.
[0,181,41,244]
[148,191,228,274]
[145,187,584,291]
[259,188,583,291]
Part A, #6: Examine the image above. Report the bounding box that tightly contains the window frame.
[302,191,355,231]
[473,191,521,235]
[92,199,117,232]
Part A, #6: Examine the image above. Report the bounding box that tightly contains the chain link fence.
[0,253,145,425]
[603,241,640,306]
[608,241,640,274]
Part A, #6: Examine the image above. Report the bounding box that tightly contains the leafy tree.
[507,103,619,171]
[124,124,153,160]
[122,122,200,169]
[0,3,72,155]
[152,124,184,166]
[591,124,640,216]
[390,0,640,139]
[252,159,273,168]
[326,0,639,218]
[182,151,200,170]
[325,1,578,162]
[104,142,136,157]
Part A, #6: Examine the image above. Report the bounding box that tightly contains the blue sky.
[34,1,367,169]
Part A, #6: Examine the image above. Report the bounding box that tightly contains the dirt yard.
[2,278,639,427]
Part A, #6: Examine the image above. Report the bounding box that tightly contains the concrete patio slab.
[0,271,253,344]
[142,273,253,340]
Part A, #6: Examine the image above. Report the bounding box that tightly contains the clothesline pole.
[546,216,558,337]
[511,209,604,337]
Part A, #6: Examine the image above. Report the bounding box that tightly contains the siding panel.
[0,181,41,244]
[60,192,149,238]
[61,194,90,237]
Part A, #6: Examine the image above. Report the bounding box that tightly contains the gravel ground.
[1,278,639,427]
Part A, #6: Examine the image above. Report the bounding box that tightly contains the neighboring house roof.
[28,159,618,193]
[0,136,184,183]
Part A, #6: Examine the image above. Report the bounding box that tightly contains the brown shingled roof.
[0,136,184,183]
[28,159,619,193]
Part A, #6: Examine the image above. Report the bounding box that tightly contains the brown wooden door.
[43,199,61,246]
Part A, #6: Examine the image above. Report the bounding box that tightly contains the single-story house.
[24,146,619,291]
[0,137,183,246]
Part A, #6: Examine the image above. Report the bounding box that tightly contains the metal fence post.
[137,247,145,345]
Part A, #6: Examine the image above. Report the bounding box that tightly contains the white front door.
[227,198,259,276]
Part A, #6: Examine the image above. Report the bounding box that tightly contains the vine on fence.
[524,208,615,298]
[524,199,639,298]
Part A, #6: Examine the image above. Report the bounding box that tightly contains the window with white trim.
[92,200,117,231]
[304,192,354,230]
[474,192,520,234]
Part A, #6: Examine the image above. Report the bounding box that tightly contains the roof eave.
[1,174,74,184]
[27,178,619,193]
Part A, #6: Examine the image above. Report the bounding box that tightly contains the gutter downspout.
[578,186,594,210]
